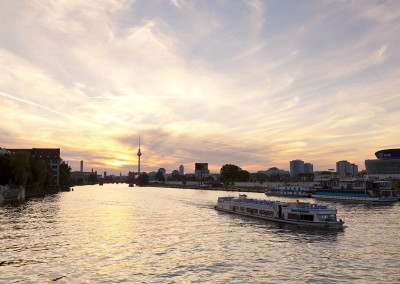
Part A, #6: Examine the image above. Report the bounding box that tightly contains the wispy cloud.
[1,0,400,174]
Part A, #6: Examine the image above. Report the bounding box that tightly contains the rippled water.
[1,184,400,283]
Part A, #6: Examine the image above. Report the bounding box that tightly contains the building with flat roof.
[304,163,314,174]
[336,160,358,177]
[195,163,210,179]
[365,149,400,179]
[179,165,184,175]
[8,148,61,186]
[290,160,304,178]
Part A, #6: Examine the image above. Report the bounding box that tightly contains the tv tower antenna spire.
[137,135,142,174]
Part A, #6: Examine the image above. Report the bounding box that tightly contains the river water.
[1,184,399,283]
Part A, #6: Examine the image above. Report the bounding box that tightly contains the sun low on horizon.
[1,0,399,175]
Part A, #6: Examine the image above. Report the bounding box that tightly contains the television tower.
[137,135,142,174]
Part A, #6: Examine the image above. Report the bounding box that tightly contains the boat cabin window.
[318,214,336,222]
[259,210,274,217]
[245,208,258,214]
[287,213,314,221]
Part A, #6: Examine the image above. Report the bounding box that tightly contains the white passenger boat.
[265,185,312,198]
[215,195,344,229]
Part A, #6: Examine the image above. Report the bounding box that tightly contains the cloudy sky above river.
[1,0,400,174]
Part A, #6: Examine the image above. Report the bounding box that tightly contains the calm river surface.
[1,184,400,283]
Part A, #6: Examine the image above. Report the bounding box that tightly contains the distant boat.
[99,183,103,186]
[215,195,344,229]
[265,184,312,198]
[128,183,134,187]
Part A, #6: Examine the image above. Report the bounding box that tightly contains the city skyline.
[1,1,400,175]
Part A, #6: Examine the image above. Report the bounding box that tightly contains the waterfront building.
[70,171,91,185]
[195,163,210,180]
[314,171,337,180]
[304,163,314,174]
[8,148,61,186]
[290,160,305,179]
[257,168,290,176]
[336,160,358,177]
[80,160,83,172]
[365,149,400,179]
[350,164,358,176]
[179,165,184,175]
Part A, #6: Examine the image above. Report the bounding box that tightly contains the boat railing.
[295,204,328,210]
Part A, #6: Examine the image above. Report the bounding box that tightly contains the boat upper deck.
[218,196,331,210]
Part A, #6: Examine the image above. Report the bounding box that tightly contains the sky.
[1,0,400,175]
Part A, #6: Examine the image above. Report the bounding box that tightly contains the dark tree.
[136,173,149,186]
[10,152,30,187]
[0,154,11,185]
[59,161,72,186]
[88,173,97,184]
[155,171,165,183]
[254,173,268,183]
[237,170,250,182]
[220,164,243,184]
[28,157,53,193]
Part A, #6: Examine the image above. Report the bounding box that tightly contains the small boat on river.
[214,195,344,228]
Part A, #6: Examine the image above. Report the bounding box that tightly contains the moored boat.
[265,184,312,198]
[214,195,344,228]
[312,179,398,203]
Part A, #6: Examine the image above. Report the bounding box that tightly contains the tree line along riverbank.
[0,152,71,198]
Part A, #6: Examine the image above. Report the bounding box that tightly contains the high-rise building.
[80,160,83,172]
[290,160,305,178]
[195,163,210,179]
[179,165,184,175]
[304,163,314,174]
[349,163,358,176]
[336,160,358,177]
[336,160,347,177]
